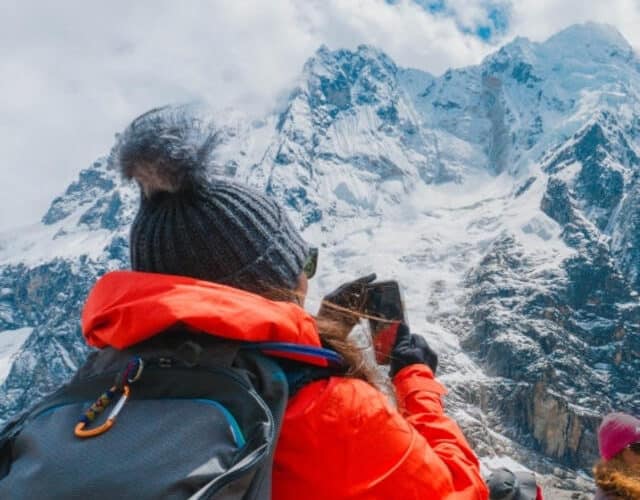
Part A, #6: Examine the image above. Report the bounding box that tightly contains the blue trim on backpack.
[32,402,91,420]
[30,398,246,448]
[192,399,246,448]
[242,342,344,366]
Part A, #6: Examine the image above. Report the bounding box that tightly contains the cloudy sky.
[2,0,640,231]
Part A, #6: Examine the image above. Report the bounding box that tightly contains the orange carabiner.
[74,385,131,439]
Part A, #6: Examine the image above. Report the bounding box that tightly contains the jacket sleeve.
[274,366,488,500]
[323,365,488,499]
[390,364,488,499]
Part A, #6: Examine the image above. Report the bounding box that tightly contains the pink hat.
[598,412,640,461]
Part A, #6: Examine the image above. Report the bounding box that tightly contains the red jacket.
[83,271,489,500]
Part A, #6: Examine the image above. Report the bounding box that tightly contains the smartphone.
[362,281,405,365]
[362,281,405,336]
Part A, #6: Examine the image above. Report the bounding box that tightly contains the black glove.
[317,274,377,331]
[389,323,438,377]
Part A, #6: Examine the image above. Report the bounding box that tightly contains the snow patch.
[0,327,33,384]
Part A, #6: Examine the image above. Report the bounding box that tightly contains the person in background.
[594,412,640,499]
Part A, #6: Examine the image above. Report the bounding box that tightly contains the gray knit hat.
[110,105,308,293]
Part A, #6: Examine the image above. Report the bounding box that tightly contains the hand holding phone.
[389,324,438,376]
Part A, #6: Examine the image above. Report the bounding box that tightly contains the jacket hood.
[82,271,322,350]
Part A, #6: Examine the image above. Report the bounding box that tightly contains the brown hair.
[314,315,380,383]
[594,454,640,499]
[259,285,381,385]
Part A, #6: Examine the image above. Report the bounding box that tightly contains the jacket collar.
[82,271,322,351]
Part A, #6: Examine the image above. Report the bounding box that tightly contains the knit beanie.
[598,412,640,461]
[109,105,308,293]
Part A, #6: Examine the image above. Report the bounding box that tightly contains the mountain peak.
[308,44,397,75]
[299,44,398,112]
[544,22,632,53]
[484,34,537,67]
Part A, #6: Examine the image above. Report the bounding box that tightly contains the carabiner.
[74,385,131,438]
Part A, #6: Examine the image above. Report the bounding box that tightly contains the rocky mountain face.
[1,22,638,494]
[458,25,640,478]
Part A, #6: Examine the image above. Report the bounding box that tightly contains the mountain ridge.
[1,22,638,496]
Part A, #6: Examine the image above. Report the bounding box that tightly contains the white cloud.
[317,0,492,70]
[508,0,640,48]
[0,0,639,232]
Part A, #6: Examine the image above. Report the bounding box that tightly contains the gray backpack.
[0,335,297,499]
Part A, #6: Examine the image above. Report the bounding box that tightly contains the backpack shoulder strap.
[238,341,346,398]
[275,358,344,397]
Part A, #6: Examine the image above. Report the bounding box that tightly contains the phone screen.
[363,281,405,335]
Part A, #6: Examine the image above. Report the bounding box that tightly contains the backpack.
[0,334,340,499]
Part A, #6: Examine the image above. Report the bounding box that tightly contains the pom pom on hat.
[110,105,217,198]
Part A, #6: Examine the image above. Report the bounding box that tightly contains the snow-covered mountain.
[2,22,639,496]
